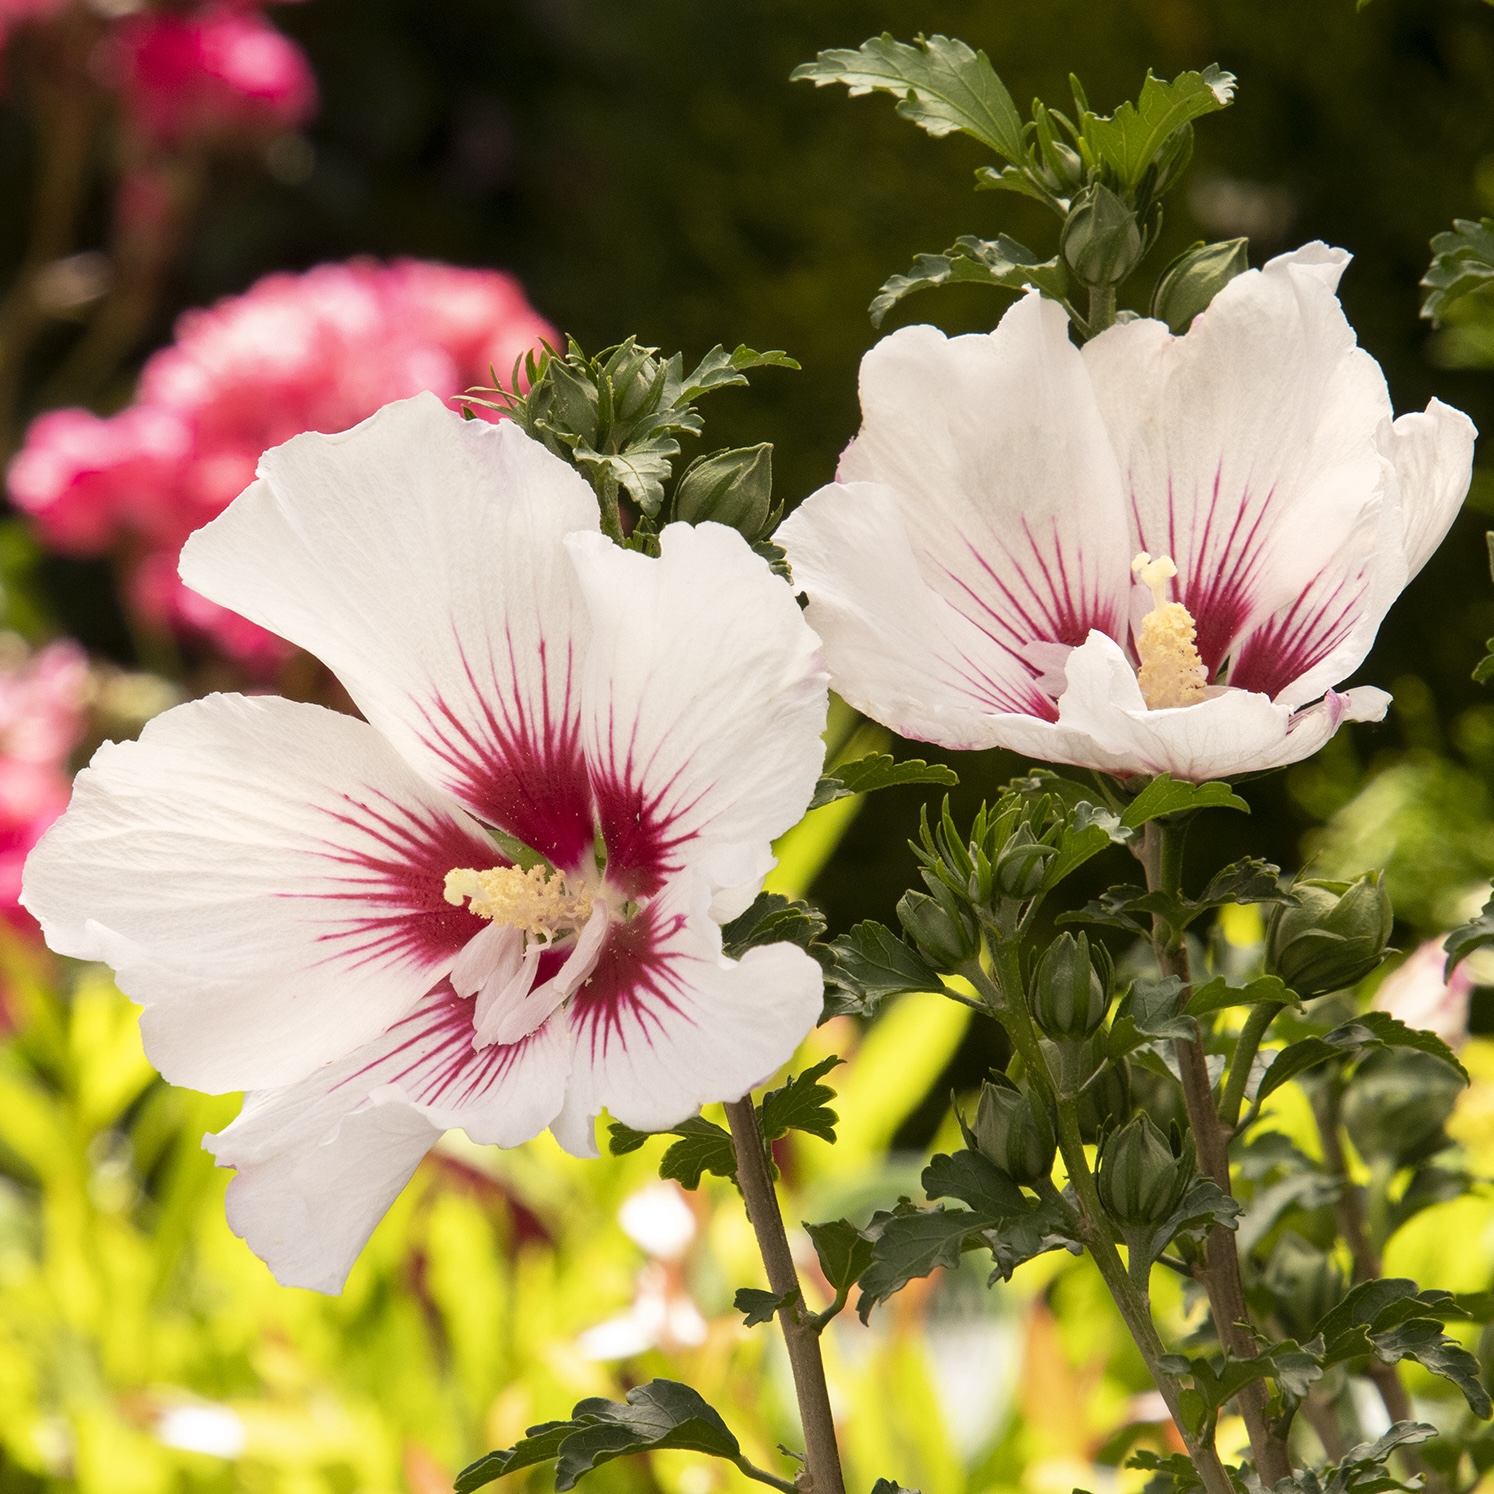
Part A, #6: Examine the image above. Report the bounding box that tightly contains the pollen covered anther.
[1131,551,1208,710]
[443,862,593,938]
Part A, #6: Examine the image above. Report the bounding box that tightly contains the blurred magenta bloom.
[0,637,88,917]
[110,4,316,147]
[9,258,556,669]
[1374,938,1475,1050]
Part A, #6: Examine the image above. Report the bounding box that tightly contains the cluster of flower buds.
[1265,873,1394,997]
[1096,1113,1191,1229]
[1032,931,1110,1040]
[971,1074,1056,1187]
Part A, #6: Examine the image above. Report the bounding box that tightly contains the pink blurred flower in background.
[0,637,88,918]
[9,257,556,669]
[108,4,316,147]
[1374,938,1476,1050]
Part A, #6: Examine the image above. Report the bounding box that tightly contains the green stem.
[1141,819,1295,1486]
[969,951,1238,1494]
[1220,1000,1286,1131]
[595,472,625,544]
[1086,284,1117,336]
[733,1457,801,1494]
[722,1099,846,1494]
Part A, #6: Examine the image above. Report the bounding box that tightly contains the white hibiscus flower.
[780,244,1475,782]
[22,392,829,1291]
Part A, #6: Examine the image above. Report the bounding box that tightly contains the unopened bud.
[973,1079,1055,1186]
[1263,1232,1344,1340]
[1096,1114,1190,1228]
[994,824,1055,899]
[1151,238,1249,334]
[673,443,774,538]
[1341,1049,1464,1168]
[1033,932,1108,1039]
[1266,874,1393,997]
[1060,183,1143,287]
[896,888,979,970]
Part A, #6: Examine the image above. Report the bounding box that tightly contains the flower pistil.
[1131,551,1208,710]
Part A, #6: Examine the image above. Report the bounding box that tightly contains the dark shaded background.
[8,0,1494,1017]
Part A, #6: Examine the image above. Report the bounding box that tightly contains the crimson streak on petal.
[415,630,596,871]
[569,901,690,1062]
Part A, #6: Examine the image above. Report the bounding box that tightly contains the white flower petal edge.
[209,991,571,1291]
[180,393,603,871]
[20,694,498,1091]
[1386,400,1478,580]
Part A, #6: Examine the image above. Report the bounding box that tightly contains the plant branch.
[974,949,1239,1494]
[1141,819,1294,1485]
[723,1098,845,1494]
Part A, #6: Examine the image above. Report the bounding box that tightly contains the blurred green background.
[5,3,1494,1493]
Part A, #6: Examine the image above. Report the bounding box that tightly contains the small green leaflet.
[792,33,1027,162]
[809,752,958,811]
[1186,974,1296,1019]
[804,1218,874,1293]
[854,1204,989,1321]
[675,345,800,404]
[572,437,679,518]
[1255,1011,1468,1104]
[1422,217,1494,324]
[720,892,825,959]
[760,1056,841,1145]
[733,1287,796,1327]
[870,236,1070,327]
[822,920,943,1018]
[607,1115,736,1190]
[1121,773,1248,828]
[1445,888,1494,977]
[1078,66,1235,195]
[455,1380,790,1494]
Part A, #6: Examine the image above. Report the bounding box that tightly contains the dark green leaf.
[1080,66,1236,194]
[822,920,943,1017]
[1422,218,1494,324]
[1044,801,1133,887]
[554,1382,743,1491]
[572,437,679,518]
[1352,1011,1468,1080]
[1194,858,1287,909]
[869,1482,920,1494]
[676,344,799,404]
[456,1424,574,1493]
[1056,884,1152,935]
[721,892,826,959]
[1142,1178,1241,1265]
[1115,975,1196,1046]
[856,1205,988,1320]
[983,1191,1084,1281]
[1369,1321,1491,1417]
[1256,1011,1467,1104]
[870,236,1068,327]
[804,1218,874,1292]
[734,1287,796,1327]
[809,753,958,810]
[922,1149,1031,1220]
[1445,890,1494,977]
[792,33,1027,160]
[655,1117,737,1189]
[760,1056,842,1145]
[1474,646,1494,685]
[1120,774,1248,828]
[1186,975,1295,1018]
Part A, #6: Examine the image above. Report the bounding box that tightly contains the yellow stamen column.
[1131,552,1208,709]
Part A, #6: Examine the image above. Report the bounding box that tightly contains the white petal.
[21,694,500,1092]
[473,904,608,1048]
[560,874,822,1145]
[1386,398,1477,579]
[1084,244,1396,686]
[779,481,1059,748]
[180,394,602,871]
[211,984,570,1291]
[838,296,1133,653]
[1048,631,1387,781]
[565,523,827,900]
[450,920,524,1000]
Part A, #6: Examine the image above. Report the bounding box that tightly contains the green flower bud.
[973,1079,1056,1186]
[896,888,979,970]
[1060,183,1143,288]
[1266,874,1394,997]
[1150,238,1249,334]
[994,824,1055,899]
[673,443,774,538]
[1262,1232,1345,1340]
[1096,1114,1191,1228]
[1072,1040,1130,1142]
[1341,1049,1465,1168]
[1033,932,1108,1039]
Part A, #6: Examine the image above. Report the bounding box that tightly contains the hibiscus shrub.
[12,25,1494,1494]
